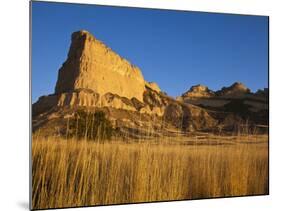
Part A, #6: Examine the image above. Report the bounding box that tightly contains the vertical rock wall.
[55,30,146,101]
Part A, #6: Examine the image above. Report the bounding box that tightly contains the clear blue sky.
[32,1,268,102]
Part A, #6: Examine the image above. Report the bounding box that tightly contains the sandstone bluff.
[55,30,147,102]
[33,30,268,138]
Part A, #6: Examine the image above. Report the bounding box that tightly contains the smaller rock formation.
[177,82,254,108]
[216,82,251,97]
[176,82,268,130]
[178,82,252,101]
[181,84,215,98]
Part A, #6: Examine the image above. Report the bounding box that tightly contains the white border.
[1,0,280,211]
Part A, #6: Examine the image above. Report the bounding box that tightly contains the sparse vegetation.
[32,135,268,210]
[66,110,114,141]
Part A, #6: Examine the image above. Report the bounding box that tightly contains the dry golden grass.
[32,135,268,210]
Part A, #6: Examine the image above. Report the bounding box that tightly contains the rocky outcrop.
[55,30,146,102]
[178,82,251,101]
[215,82,251,97]
[163,103,217,131]
[33,85,219,137]
[255,88,269,98]
[177,82,268,129]
[180,84,215,98]
[33,89,158,116]
[145,82,161,93]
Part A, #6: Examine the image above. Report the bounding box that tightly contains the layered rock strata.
[55,30,148,102]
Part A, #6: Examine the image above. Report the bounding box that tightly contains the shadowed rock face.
[177,82,268,129]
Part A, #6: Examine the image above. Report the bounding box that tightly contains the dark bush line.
[67,110,114,141]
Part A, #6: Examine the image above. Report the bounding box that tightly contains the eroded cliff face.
[34,30,168,118]
[55,30,147,102]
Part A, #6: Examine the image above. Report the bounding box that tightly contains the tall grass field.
[32,135,268,209]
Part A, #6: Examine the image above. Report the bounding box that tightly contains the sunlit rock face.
[180,84,215,98]
[145,82,161,93]
[55,30,147,102]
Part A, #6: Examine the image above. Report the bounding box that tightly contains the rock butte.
[55,30,159,102]
[32,30,268,137]
[33,30,167,117]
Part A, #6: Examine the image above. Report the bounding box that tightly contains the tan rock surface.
[181,84,215,98]
[33,89,164,117]
[100,93,136,111]
[55,30,146,101]
[145,82,161,92]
